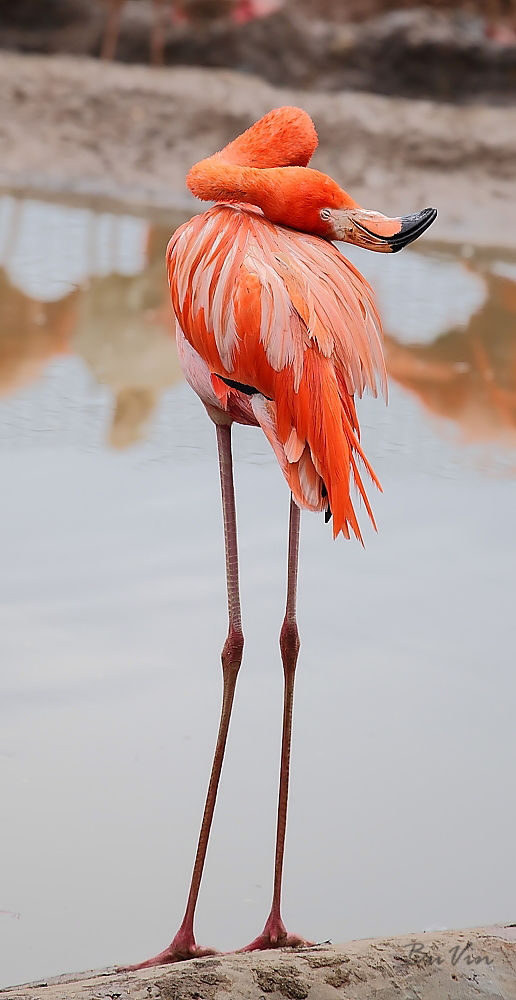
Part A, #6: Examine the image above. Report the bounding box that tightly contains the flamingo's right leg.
[100,0,125,60]
[122,422,244,968]
[150,0,166,66]
[240,495,312,953]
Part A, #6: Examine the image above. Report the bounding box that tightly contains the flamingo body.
[168,106,436,540]
[169,202,384,539]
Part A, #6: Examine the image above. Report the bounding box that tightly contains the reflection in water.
[0,200,182,446]
[1,195,516,988]
[384,269,516,445]
[1,195,516,457]
[342,242,488,347]
[1,195,516,456]
[74,255,181,448]
[0,270,77,395]
[0,197,147,301]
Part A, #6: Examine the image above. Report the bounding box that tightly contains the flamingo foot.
[120,927,219,970]
[239,912,313,953]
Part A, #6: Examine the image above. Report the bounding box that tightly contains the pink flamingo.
[125,106,436,967]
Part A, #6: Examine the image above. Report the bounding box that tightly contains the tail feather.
[251,351,381,540]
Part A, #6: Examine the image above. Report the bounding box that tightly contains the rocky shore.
[1,926,516,999]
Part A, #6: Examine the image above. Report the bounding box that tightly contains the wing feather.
[168,203,386,539]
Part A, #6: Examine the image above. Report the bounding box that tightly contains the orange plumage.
[167,107,436,539]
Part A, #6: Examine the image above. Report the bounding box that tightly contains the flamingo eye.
[320,209,331,221]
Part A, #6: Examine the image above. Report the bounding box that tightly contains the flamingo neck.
[186,161,350,237]
[185,106,353,236]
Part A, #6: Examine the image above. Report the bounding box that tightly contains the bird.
[125,105,437,968]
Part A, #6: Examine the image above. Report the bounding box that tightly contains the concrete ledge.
[2,926,516,999]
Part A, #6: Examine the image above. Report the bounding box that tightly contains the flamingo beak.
[328,206,437,253]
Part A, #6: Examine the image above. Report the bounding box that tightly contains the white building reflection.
[0,196,181,445]
[341,242,487,345]
[0,197,148,301]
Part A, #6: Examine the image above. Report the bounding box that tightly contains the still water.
[0,194,515,988]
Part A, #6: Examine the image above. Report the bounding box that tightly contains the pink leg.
[241,496,312,952]
[124,423,244,968]
[150,0,165,66]
[100,0,125,60]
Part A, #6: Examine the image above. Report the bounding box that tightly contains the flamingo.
[126,106,437,968]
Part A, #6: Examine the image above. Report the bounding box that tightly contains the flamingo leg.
[100,0,125,60]
[150,0,166,66]
[124,423,244,968]
[241,495,312,952]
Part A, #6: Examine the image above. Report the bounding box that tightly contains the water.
[0,194,515,988]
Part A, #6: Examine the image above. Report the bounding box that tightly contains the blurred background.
[2,0,516,97]
[1,0,516,991]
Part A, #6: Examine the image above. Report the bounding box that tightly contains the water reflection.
[74,255,181,448]
[384,268,516,446]
[0,200,182,446]
[1,195,516,458]
[0,197,147,300]
[0,270,77,395]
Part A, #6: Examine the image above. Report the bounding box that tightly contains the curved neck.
[187,161,345,236]
[187,160,275,210]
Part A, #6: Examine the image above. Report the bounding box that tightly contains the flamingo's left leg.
[121,423,244,969]
[240,495,313,952]
[100,0,125,60]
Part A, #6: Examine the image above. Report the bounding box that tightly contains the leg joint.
[221,625,244,678]
[279,619,300,670]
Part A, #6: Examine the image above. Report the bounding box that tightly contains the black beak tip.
[389,207,438,252]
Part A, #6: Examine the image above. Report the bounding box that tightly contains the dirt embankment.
[1,927,516,999]
[2,2,516,103]
[90,5,516,103]
[2,51,516,247]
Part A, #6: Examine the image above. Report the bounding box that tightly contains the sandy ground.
[1,927,516,999]
[2,51,516,247]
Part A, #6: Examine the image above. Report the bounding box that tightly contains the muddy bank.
[110,6,516,103]
[2,52,516,246]
[2,3,516,103]
[2,926,516,998]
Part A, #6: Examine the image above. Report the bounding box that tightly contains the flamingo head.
[277,170,437,250]
[317,202,438,253]
[186,105,437,252]
[215,165,438,252]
